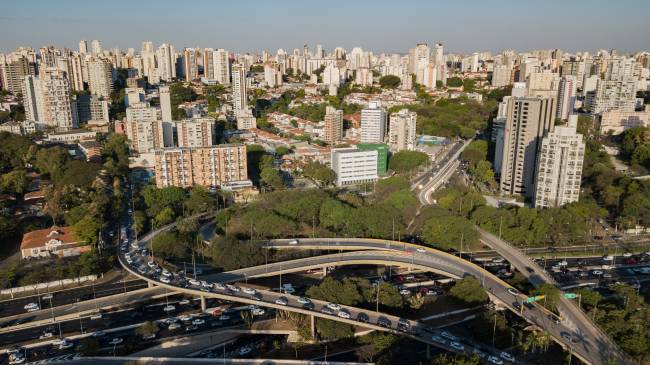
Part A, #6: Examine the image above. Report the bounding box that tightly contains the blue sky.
[2,0,649,54]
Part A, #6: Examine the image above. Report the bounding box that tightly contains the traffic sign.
[564,293,578,299]
[526,295,545,303]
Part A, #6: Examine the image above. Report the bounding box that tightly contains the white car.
[192,318,205,325]
[108,338,123,345]
[337,310,351,319]
[90,313,102,320]
[226,284,240,292]
[162,269,172,277]
[558,260,568,266]
[603,255,614,261]
[39,332,53,339]
[297,297,311,304]
[238,346,252,355]
[178,299,190,305]
[142,333,156,340]
[24,303,39,312]
[507,288,518,296]
[500,352,515,362]
[188,279,201,286]
[592,270,603,276]
[42,293,53,300]
[163,305,176,312]
[125,257,133,265]
[168,323,181,330]
[242,287,256,295]
[623,252,633,257]
[399,289,411,295]
[416,248,426,253]
[201,281,213,289]
[58,340,74,350]
[326,303,341,311]
[147,261,156,268]
[9,355,25,364]
[431,335,446,344]
[440,331,457,341]
[214,282,226,290]
[251,307,265,315]
[450,341,464,351]
[288,239,299,245]
[487,356,504,365]
[160,276,171,284]
[275,296,288,305]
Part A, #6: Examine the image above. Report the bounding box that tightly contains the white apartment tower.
[231,64,248,111]
[360,102,387,143]
[533,115,585,208]
[23,68,77,130]
[556,76,576,120]
[323,106,343,144]
[87,58,113,99]
[388,109,417,151]
[177,118,216,147]
[156,43,176,82]
[214,49,230,85]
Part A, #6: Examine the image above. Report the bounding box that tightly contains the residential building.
[1,55,32,95]
[177,117,216,147]
[182,48,199,81]
[408,43,430,74]
[491,65,512,87]
[46,129,96,143]
[87,58,113,99]
[599,110,650,134]
[323,106,343,144]
[159,85,172,123]
[75,93,109,123]
[588,78,637,114]
[331,146,378,186]
[23,68,77,130]
[534,115,585,208]
[20,226,89,259]
[214,49,230,85]
[388,109,417,151]
[236,108,257,130]
[232,64,248,111]
[156,43,176,82]
[498,96,556,198]
[360,102,387,143]
[556,76,576,120]
[124,87,145,107]
[154,145,248,188]
[125,102,172,153]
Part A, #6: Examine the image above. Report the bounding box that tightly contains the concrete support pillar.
[310,315,316,339]
[200,296,207,311]
[426,344,431,359]
[323,267,327,276]
[147,281,155,288]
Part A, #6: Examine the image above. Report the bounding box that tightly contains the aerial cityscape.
[1,1,650,365]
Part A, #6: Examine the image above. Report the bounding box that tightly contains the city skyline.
[2,0,650,54]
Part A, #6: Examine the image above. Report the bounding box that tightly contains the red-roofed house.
[20,227,90,259]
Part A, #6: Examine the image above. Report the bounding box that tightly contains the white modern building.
[87,58,113,99]
[232,64,248,111]
[159,85,172,123]
[534,115,585,208]
[388,109,417,151]
[360,102,387,143]
[331,147,378,186]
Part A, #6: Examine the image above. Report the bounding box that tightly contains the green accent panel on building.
[358,143,388,176]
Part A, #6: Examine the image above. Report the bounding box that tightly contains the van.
[288,239,299,245]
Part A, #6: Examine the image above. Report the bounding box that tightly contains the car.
[450,341,464,351]
[431,335,446,344]
[592,270,603,276]
[92,331,106,338]
[137,266,148,275]
[163,305,176,312]
[558,260,568,266]
[237,345,252,355]
[492,257,505,263]
[399,289,411,295]
[214,282,226,290]
[178,299,190,305]
[219,314,231,321]
[288,239,299,245]
[337,310,351,319]
[242,287,256,295]
[251,307,265,315]
[125,257,133,265]
[440,331,457,341]
[623,252,633,257]
[142,333,156,340]
[252,292,263,301]
[42,293,53,300]
[226,284,240,292]
[147,261,156,268]
[162,269,172,277]
[185,324,198,332]
[500,352,515,362]
[275,296,288,305]
[603,273,612,278]
[160,276,171,284]
[9,355,25,364]
[321,307,335,315]
[548,314,561,324]
[377,317,391,328]
[578,271,589,277]
[108,338,123,345]
[168,322,181,330]
[326,303,341,311]
[90,313,103,320]
[24,302,39,311]
[357,312,369,323]
[39,332,53,339]
[201,281,213,289]
[487,356,504,365]
[416,248,426,253]
[512,302,522,310]
[192,318,205,325]
[163,317,178,324]
[297,297,311,304]
[58,340,74,350]
[603,255,614,261]
[188,279,201,286]
[507,288,519,296]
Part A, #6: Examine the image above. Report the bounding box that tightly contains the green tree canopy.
[388,150,429,174]
[449,277,488,305]
[379,75,401,89]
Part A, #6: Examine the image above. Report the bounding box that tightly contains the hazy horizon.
[2,0,649,54]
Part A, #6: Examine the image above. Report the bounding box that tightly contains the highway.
[415,139,472,205]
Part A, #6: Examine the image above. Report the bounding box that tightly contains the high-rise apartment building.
[176,118,216,147]
[556,76,576,120]
[182,48,199,81]
[22,68,77,130]
[533,115,585,208]
[498,96,556,198]
[214,49,230,85]
[154,145,248,188]
[323,106,343,144]
[236,108,257,130]
[1,56,31,95]
[156,43,176,82]
[159,85,172,123]
[231,64,248,111]
[87,58,113,98]
[360,102,387,143]
[125,102,172,154]
[78,40,88,54]
[434,43,444,66]
[491,65,512,87]
[75,94,109,123]
[588,78,637,114]
[408,43,430,74]
[90,40,102,56]
[388,109,417,151]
